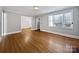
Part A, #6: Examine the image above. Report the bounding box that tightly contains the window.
[54,14,63,27]
[48,16,56,27]
[21,16,32,29]
[48,11,73,29]
[63,12,73,28]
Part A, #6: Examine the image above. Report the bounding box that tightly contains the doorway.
[21,16,32,29]
[36,18,40,31]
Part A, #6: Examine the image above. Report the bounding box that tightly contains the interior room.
[0,6,79,53]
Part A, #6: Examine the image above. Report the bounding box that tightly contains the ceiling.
[3,6,73,16]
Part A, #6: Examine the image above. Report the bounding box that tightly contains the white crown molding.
[4,8,32,17]
[2,6,75,17]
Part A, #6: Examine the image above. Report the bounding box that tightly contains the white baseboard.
[21,27,31,29]
[0,36,1,39]
[31,28,37,30]
[0,36,2,43]
[4,31,21,36]
[41,30,79,39]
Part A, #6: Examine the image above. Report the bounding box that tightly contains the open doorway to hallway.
[21,16,32,30]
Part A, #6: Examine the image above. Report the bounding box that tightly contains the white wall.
[31,17,37,30]
[21,16,32,29]
[7,12,21,34]
[3,11,35,34]
[0,7,2,36]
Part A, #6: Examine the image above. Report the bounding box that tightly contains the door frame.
[1,11,7,36]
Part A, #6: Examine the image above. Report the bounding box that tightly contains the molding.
[21,27,32,29]
[4,31,21,36]
[4,9,32,17]
[0,36,1,39]
[41,30,79,39]
[0,36,2,42]
[31,28,38,30]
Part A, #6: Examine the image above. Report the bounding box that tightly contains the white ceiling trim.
[3,6,75,17]
[4,8,32,17]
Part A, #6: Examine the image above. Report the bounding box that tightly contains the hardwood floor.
[0,29,79,53]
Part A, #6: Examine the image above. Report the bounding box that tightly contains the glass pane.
[63,12,73,28]
[48,16,56,27]
[54,14,63,27]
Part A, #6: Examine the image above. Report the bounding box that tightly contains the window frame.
[63,11,73,29]
[53,14,63,27]
[48,9,73,29]
[48,15,56,27]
